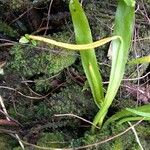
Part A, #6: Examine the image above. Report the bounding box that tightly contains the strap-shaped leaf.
[69,0,104,107]
[126,108,150,118]
[104,104,150,126]
[128,56,150,64]
[25,35,120,50]
[92,0,135,129]
[123,0,135,6]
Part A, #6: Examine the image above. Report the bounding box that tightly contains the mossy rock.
[9,43,76,78]
[8,31,77,92]
[9,44,75,77]
[36,132,66,149]
[69,123,143,150]
[8,83,97,128]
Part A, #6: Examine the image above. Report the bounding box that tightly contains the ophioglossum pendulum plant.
[19,0,135,132]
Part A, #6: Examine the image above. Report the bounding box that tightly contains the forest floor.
[0,0,150,149]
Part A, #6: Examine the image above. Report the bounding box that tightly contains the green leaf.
[19,36,29,44]
[128,56,150,64]
[69,0,104,108]
[28,35,119,50]
[104,104,150,127]
[126,108,150,118]
[31,40,37,46]
[92,0,135,129]
[25,34,30,39]
[123,0,135,7]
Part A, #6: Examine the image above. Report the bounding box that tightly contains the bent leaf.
[126,108,150,118]
[128,56,150,64]
[104,104,150,126]
[26,35,120,50]
[92,0,135,129]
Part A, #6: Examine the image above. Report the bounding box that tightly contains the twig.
[54,113,100,129]
[122,71,150,81]
[128,122,144,150]
[44,0,54,35]
[19,120,143,150]
[0,128,17,134]
[0,119,18,126]
[0,96,25,149]
[103,71,150,84]
[0,43,15,47]
[139,0,150,24]
[0,109,21,126]
[0,38,16,43]
[10,7,33,24]
[0,86,48,100]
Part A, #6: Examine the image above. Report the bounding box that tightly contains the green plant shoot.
[20,5,122,110]
[19,0,135,131]
[19,34,121,110]
[92,0,135,129]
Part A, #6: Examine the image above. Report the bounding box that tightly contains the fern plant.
[19,0,136,131]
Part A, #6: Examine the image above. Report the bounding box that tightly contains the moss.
[135,123,150,149]
[9,44,76,78]
[36,132,66,148]
[0,20,19,38]
[70,123,141,150]
[13,147,23,150]
[112,98,137,111]
[34,76,53,92]
[8,0,29,10]
[0,134,17,150]
[112,138,123,150]
[79,129,112,150]
[8,31,77,92]
[8,83,97,127]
